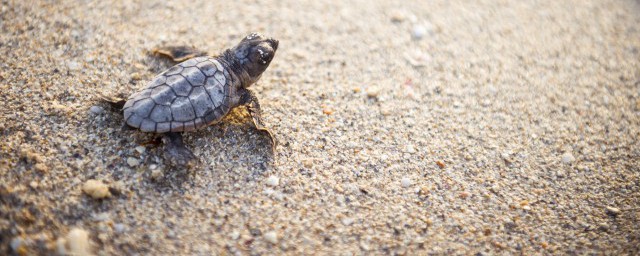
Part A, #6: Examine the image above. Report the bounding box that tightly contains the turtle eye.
[256,48,270,65]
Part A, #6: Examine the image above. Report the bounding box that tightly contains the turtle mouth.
[268,38,279,51]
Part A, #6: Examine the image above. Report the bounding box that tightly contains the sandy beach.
[1,0,639,254]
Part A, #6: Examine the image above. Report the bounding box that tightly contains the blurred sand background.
[1,0,639,254]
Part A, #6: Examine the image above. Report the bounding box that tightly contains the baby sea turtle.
[117,33,278,165]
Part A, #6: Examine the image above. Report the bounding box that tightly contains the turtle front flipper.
[152,45,208,63]
[162,132,197,167]
[239,89,277,152]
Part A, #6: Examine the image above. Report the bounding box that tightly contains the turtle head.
[231,33,278,87]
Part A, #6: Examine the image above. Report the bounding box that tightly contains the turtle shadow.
[186,108,277,163]
[152,118,276,191]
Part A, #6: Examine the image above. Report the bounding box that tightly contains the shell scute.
[170,122,184,132]
[171,96,196,122]
[183,67,205,86]
[156,122,170,133]
[180,58,199,67]
[148,75,166,88]
[204,75,226,108]
[131,98,155,118]
[166,75,191,96]
[150,85,177,106]
[197,60,218,76]
[189,86,214,118]
[150,105,172,123]
[140,119,156,132]
[165,65,183,75]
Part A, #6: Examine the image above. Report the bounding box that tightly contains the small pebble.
[606,206,621,215]
[10,237,23,252]
[89,105,104,115]
[56,238,67,255]
[230,230,240,240]
[127,157,140,167]
[82,179,111,199]
[366,86,381,98]
[92,212,110,222]
[341,218,354,226]
[34,163,49,173]
[266,175,280,187]
[67,228,91,256]
[302,159,314,168]
[561,152,575,164]
[401,177,412,188]
[264,231,278,244]
[412,25,427,40]
[130,72,142,80]
[151,169,163,179]
[598,222,609,230]
[405,145,416,153]
[390,11,405,23]
[135,146,146,154]
[67,61,80,70]
[113,223,126,233]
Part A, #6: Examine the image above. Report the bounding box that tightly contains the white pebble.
[401,177,412,188]
[56,238,67,255]
[405,145,416,153]
[67,228,91,256]
[266,175,280,187]
[264,231,278,244]
[135,146,146,154]
[366,86,381,98]
[412,25,427,40]
[341,218,354,226]
[127,157,140,167]
[89,106,104,115]
[561,153,575,164]
[10,237,22,252]
[230,231,240,240]
[92,212,110,222]
[67,61,80,70]
[113,223,126,233]
[606,206,621,215]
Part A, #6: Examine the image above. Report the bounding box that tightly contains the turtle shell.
[123,57,231,133]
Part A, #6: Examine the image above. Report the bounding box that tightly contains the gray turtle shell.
[123,57,232,133]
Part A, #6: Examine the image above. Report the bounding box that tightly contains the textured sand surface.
[1,0,640,254]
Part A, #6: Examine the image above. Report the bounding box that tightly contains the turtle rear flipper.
[152,46,208,63]
[97,93,127,111]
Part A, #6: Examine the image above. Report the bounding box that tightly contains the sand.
[1,0,639,254]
